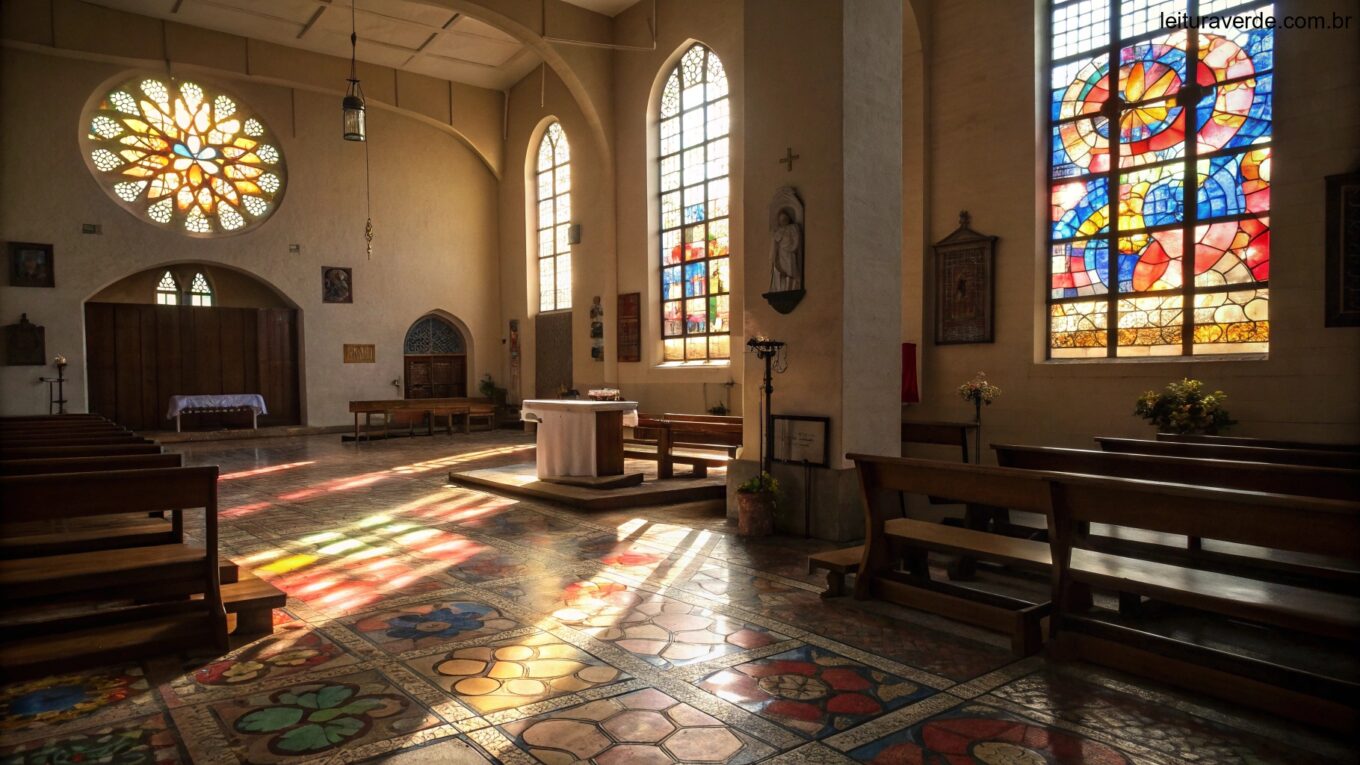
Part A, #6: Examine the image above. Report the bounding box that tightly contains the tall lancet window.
[156,271,179,305]
[189,272,213,306]
[659,43,731,362]
[1047,0,1272,358]
[536,122,572,313]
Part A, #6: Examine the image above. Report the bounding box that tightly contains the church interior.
[1,0,1359,762]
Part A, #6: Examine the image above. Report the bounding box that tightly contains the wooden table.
[166,394,267,432]
[521,400,639,479]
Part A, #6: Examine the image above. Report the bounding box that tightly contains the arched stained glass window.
[536,122,572,313]
[404,316,466,355]
[659,44,731,362]
[156,271,179,305]
[1047,0,1271,358]
[82,75,286,237]
[189,272,213,306]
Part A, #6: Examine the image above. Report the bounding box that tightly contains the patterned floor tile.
[204,668,439,763]
[188,623,357,688]
[346,599,520,655]
[696,645,932,740]
[0,712,184,764]
[499,687,775,763]
[847,702,1136,764]
[0,664,154,736]
[406,630,629,714]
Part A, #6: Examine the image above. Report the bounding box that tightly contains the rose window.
[81,75,286,236]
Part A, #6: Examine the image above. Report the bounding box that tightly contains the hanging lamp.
[342,1,366,141]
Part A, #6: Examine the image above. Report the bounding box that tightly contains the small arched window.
[156,271,179,305]
[188,272,213,306]
[536,122,571,313]
[659,43,730,362]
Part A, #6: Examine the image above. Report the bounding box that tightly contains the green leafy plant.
[1134,378,1235,434]
[737,471,779,495]
[708,402,729,416]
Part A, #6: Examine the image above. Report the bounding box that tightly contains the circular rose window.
[81,75,286,236]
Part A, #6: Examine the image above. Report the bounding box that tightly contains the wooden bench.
[1156,433,1360,453]
[1097,436,1360,470]
[0,434,150,447]
[626,415,741,478]
[348,397,500,440]
[901,420,977,463]
[0,443,162,460]
[0,467,228,678]
[0,453,181,476]
[1047,474,1360,733]
[848,454,1059,655]
[994,444,1360,594]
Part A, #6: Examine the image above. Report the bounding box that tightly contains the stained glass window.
[1048,0,1272,357]
[536,122,571,313]
[82,76,286,236]
[156,271,179,305]
[404,316,465,354]
[660,44,731,362]
[189,272,213,307]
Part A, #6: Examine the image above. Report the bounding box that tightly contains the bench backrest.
[0,453,182,476]
[0,414,104,423]
[661,413,742,425]
[1156,432,1360,453]
[0,434,150,446]
[849,453,1053,514]
[350,397,492,413]
[0,443,163,459]
[1049,474,1360,561]
[0,466,218,520]
[1096,437,1360,470]
[636,416,743,446]
[994,444,1360,501]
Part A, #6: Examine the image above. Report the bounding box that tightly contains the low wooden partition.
[348,397,497,440]
[626,414,742,478]
[1156,432,1360,452]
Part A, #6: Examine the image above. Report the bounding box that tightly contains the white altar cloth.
[521,400,638,478]
[166,394,268,431]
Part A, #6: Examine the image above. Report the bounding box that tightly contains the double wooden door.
[404,355,466,399]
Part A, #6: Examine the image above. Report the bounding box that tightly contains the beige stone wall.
[89,265,292,309]
[904,0,1360,451]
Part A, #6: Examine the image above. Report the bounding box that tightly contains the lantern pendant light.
[342,1,366,142]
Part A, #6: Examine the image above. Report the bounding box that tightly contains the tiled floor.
[1,431,1355,764]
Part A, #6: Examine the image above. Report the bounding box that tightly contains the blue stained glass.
[1196,74,1271,151]
[663,266,682,300]
[1117,248,1138,291]
[1197,148,1269,219]
[684,261,706,297]
[1143,173,1183,227]
[1052,178,1109,241]
[403,316,464,354]
[1051,117,1110,179]
[1051,55,1109,121]
[1052,239,1110,298]
[683,203,706,224]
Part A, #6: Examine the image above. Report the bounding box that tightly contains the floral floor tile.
[697,645,932,739]
[0,712,184,764]
[190,623,357,688]
[847,702,1135,764]
[0,664,154,735]
[406,631,629,714]
[499,687,774,764]
[346,600,520,655]
[205,669,439,764]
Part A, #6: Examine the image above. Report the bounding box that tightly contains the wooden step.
[0,544,208,599]
[808,546,864,598]
[0,609,217,680]
[219,570,287,635]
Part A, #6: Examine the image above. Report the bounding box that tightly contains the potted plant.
[735,471,778,537]
[1134,378,1235,434]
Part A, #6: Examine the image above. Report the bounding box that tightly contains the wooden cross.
[779,147,799,172]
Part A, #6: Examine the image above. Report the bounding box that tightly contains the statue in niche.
[763,187,806,314]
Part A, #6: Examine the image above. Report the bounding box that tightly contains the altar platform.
[448,458,725,511]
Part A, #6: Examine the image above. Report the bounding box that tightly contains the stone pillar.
[730,0,902,541]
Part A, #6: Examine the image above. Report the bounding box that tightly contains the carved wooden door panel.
[405,356,432,398]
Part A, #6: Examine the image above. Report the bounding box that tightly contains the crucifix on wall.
[779,147,799,172]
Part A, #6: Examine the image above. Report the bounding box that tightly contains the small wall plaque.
[343,344,375,363]
[7,242,54,288]
[3,314,46,366]
[933,211,997,345]
[617,292,641,362]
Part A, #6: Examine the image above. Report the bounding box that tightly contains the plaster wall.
[0,48,501,423]
[89,264,292,309]
[904,0,1360,453]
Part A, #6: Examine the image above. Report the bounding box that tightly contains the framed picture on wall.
[322,266,353,304]
[772,415,830,467]
[8,242,54,288]
[1325,171,1360,327]
[933,212,997,344]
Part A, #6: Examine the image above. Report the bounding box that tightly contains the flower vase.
[973,398,982,464]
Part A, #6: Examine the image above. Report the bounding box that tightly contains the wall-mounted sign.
[343,344,375,363]
[772,415,830,467]
[617,292,641,362]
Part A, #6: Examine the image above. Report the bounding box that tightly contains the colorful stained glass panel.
[663,266,683,301]
[684,261,707,297]
[1117,294,1184,355]
[1119,32,1187,103]
[1051,239,1110,298]
[1192,287,1269,352]
[1197,147,1270,218]
[1118,229,1183,292]
[1052,0,1110,59]
[663,301,682,337]
[1050,300,1109,358]
[1197,5,1274,85]
[1194,216,1269,285]
[1052,117,1110,179]
[1119,98,1185,167]
[1118,164,1184,232]
[1197,74,1271,153]
[1051,54,1110,121]
[1051,178,1110,240]
[664,338,684,361]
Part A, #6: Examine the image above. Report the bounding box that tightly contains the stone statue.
[767,187,805,295]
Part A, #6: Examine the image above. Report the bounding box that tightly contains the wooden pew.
[626,415,740,478]
[1097,437,1360,470]
[348,397,499,440]
[0,453,181,476]
[994,444,1360,591]
[0,443,162,460]
[0,434,151,447]
[901,420,976,463]
[848,454,1058,655]
[1156,432,1360,453]
[0,467,228,679]
[1047,475,1360,732]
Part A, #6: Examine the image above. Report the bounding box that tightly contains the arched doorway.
[403,315,468,399]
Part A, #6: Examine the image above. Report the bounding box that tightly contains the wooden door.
[405,356,432,398]
[404,355,466,399]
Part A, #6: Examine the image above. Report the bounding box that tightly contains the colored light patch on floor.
[0,666,151,734]
[192,625,354,687]
[0,712,183,764]
[500,687,774,764]
[406,631,627,714]
[347,600,519,655]
[697,645,931,739]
